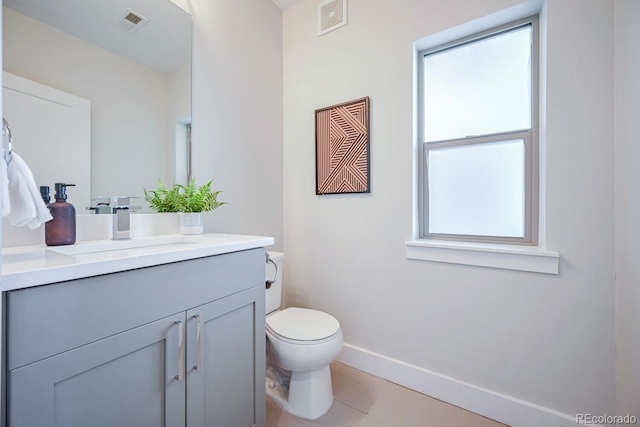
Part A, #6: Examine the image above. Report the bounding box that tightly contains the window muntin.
[419,18,538,244]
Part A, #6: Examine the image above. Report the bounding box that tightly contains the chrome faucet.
[111,196,141,240]
[86,196,112,215]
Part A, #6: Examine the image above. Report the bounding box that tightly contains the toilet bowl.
[265,253,343,420]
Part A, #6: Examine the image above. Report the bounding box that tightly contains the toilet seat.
[266,308,340,343]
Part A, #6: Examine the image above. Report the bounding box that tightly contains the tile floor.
[266,362,508,427]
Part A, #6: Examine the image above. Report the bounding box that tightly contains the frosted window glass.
[423,26,531,142]
[428,140,525,237]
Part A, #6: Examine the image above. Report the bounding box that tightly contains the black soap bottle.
[45,183,76,246]
[39,186,51,205]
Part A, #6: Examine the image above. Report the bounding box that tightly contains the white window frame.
[418,16,540,246]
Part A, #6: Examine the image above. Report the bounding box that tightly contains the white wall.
[189,0,284,249]
[614,0,640,417]
[3,8,171,203]
[283,0,615,420]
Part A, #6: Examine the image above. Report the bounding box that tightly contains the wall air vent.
[115,9,149,33]
[318,0,347,36]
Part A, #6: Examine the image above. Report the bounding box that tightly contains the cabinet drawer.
[7,248,264,370]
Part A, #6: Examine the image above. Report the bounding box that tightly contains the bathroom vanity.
[1,234,272,427]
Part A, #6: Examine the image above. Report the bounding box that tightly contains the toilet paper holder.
[265,252,279,289]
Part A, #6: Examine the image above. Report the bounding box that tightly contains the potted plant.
[144,179,226,234]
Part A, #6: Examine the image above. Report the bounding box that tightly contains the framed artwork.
[315,96,370,195]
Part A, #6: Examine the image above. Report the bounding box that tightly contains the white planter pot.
[179,212,204,235]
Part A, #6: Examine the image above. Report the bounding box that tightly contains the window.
[419,17,539,245]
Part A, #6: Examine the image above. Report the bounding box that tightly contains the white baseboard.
[336,343,584,427]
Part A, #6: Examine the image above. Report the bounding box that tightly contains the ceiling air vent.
[318,0,347,36]
[115,9,149,33]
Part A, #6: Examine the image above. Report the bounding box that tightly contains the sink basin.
[47,235,227,256]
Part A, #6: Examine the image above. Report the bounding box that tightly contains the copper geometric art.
[315,96,370,195]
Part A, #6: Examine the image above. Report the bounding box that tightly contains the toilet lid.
[266,308,340,341]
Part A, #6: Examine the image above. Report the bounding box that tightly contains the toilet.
[265,252,343,420]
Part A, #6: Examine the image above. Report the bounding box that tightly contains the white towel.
[1,153,9,217]
[6,153,53,229]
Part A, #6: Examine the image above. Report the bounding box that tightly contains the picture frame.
[315,96,370,195]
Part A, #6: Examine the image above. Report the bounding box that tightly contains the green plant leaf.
[143,178,226,213]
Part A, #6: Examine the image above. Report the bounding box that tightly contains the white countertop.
[1,233,274,292]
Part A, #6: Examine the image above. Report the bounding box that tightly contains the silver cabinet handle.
[194,315,202,371]
[175,320,184,381]
[188,314,202,372]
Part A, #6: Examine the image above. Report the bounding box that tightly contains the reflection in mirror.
[2,0,192,210]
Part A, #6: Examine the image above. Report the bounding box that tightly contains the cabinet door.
[186,285,266,427]
[9,312,187,427]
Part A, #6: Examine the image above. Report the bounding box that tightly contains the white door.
[2,72,90,207]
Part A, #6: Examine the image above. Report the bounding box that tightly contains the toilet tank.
[265,251,285,314]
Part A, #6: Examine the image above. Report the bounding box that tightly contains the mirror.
[2,0,191,209]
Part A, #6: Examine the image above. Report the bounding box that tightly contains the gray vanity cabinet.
[8,312,187,427]
[186,285,266,427]
[5,248,266,427]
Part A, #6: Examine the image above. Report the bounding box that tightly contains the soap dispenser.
[39,186,51,205]
[45,183,76,246]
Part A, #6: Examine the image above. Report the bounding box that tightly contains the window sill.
[405,239,559,274]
